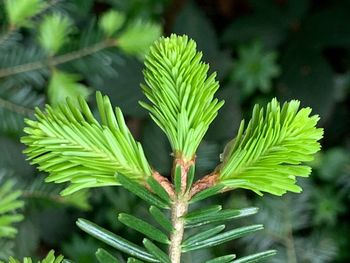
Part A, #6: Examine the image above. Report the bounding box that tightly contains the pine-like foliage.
[38,13,72,55]
[240,184,338,263]
[99,10,125,37]
[0,86,43,137]
[21,92,152,195]
[218,98,323,196]
[6,250,64,263]
[4,0,44,27]
[19,34,324,263]
[118,21,162,59]
[0,181,24,239]
[23,176,91,210]
[77,175,276,263]
[47,70,89,107]
[141,34,224,161]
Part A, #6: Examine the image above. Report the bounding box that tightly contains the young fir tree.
[21,34,323,263]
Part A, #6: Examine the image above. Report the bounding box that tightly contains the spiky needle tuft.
[218,98,323,196]
[141,34,224,162]
[21,92,151,195]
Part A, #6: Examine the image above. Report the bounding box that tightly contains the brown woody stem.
[169,196,188,263]
[151,157,220,263]
[189,172,219,198]
[151,170,175,199]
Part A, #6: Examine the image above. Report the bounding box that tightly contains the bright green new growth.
[38,13,72,55]
[219,98,323,196]
[118,21,162,59]
[141,35,224,161]
[99,10,125,37]
[4,0,44,27]
[48,70,90,106]
[8,250,64,263]
[20,34,323,263]
[0,181,24,239]
[21,92,151,195]
[21,35,323,197]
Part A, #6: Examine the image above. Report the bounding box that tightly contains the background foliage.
[0,0,349,262]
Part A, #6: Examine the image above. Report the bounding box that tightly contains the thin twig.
[0,0,59,46]
[283,199,298,263]
[0,26,16,47]
[189,171,219,197]
[169,196,188,263]
[0,39,116,78]
[0,97,35,116]
[22,190,65,203]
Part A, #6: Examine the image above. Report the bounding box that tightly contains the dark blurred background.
[0,0,349,262]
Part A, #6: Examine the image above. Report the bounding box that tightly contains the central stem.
[169,197,188,263]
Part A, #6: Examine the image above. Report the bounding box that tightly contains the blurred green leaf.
[48,70,90,106]
[39,13,73,55]
[118,21,161,59]
[99,10,125,37]
[231,41,280,96]
[5,0,44,27]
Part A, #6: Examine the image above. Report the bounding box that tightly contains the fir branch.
[18,175,91,210]
[21,190,64,203]
[0,86,43,135]
[0,97,35,116]
[8,249,64,263]
[0,39,116,79]
[21,189,90,210]
[169,197,188,263]
[0,26,16,47]
[21,92,152,195]
[0,0,60,48]
[0,180,24,239]
[217,98,323,196]
[141,34,224,161]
